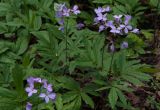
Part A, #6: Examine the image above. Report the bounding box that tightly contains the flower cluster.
[25,77,56,110]
[94,6,139,35]
[94,6,140,51]
[55,3,81,31]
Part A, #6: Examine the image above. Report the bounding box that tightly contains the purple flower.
[93,6,140,36]
[103,6,111,12]
[33,78,42,83]
[110,44,115,52]
[44,84,53,92]
[42,79,53,92]
[106,20,114,28]
[95,7,103,14]
[55,3,66,12]
[124,15,132,25]
[72,5,80,15]
[39,92,56,103]
[131,28,139,34]
[27,77,34,87]
[121,42,128,49]
[27,77,42,87]
[62,7,70,17]
[26,102,32,110]
[58,26,64,31]
[120,24,132,34]
[124,25,132,33]
[110,26,121,34]
[113,15,122,23]
[94,18,100,24]
[76,23,85,29]
[99,25,105,32]
[25,86,37,97]
[96,13,107,21]
[58,19,64,25]
[55,11,63,18]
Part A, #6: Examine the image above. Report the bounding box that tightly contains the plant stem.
[64,18,69,74]
[102,43,105,69]
[109,52,114,73]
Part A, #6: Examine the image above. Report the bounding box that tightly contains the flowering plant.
[0,0,158,110]
[25,77,56,110]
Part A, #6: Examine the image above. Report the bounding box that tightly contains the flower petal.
[45,96,50,103]
[48,93,56,100]
[39,93,46,98]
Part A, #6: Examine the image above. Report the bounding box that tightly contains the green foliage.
[0,0,158,110]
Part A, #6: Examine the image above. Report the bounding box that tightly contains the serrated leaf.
[0,87,17,99]
[122,75,143,85]
[62,91,78,103]
[108,87,118,109]
[116,88,127,106]
[55,94,63,110]
[15,36,29,55]
[12,65,25,95]
[81,92,94,109]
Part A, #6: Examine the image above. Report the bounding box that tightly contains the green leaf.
[16,30,29,55]
[31,31,49,41]
[93,0,112,4]
[72,96,82,110]
[108,87,118,109]
[39,0,53,9]
[0,23,8,34]
[116,88,127,106]
[0,98,19,110]
[0,3,10,12]
[62,91,78,103]
[117,51,126,73]
[57,76,80,90]
[55,94,63,110]
[122,75,143,85]
[12,65,25,95]
[149,0,159,7]
[81,92,94,109]
[0,87,17,99]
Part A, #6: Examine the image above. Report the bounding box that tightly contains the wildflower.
[96,13,107,21]
[44,84,53,92]
[58,26,64,31]
[131,28,139,34]
[110,26,121,34]
[72,5,81,15]
[124,15,132,25]
[26,102,32,110]
[99,25,105,32]
[27,77,34,87]
[76,23,85,29]
[54,3,65,12]
[55,3,81,32]
[25,86,37,97]
[33,78,42,83]
[113,15,123,23]
[103,6,111,12]
[95,7,104,14]
[121,42,128,49]
[39,92,56,103]
[55,11,63,18]
[94,18,100,24]
[120,24,132,34]
[62,7,70,17]
[58,19,64,25]
[106,21,114,28]
[110,43,115,52]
